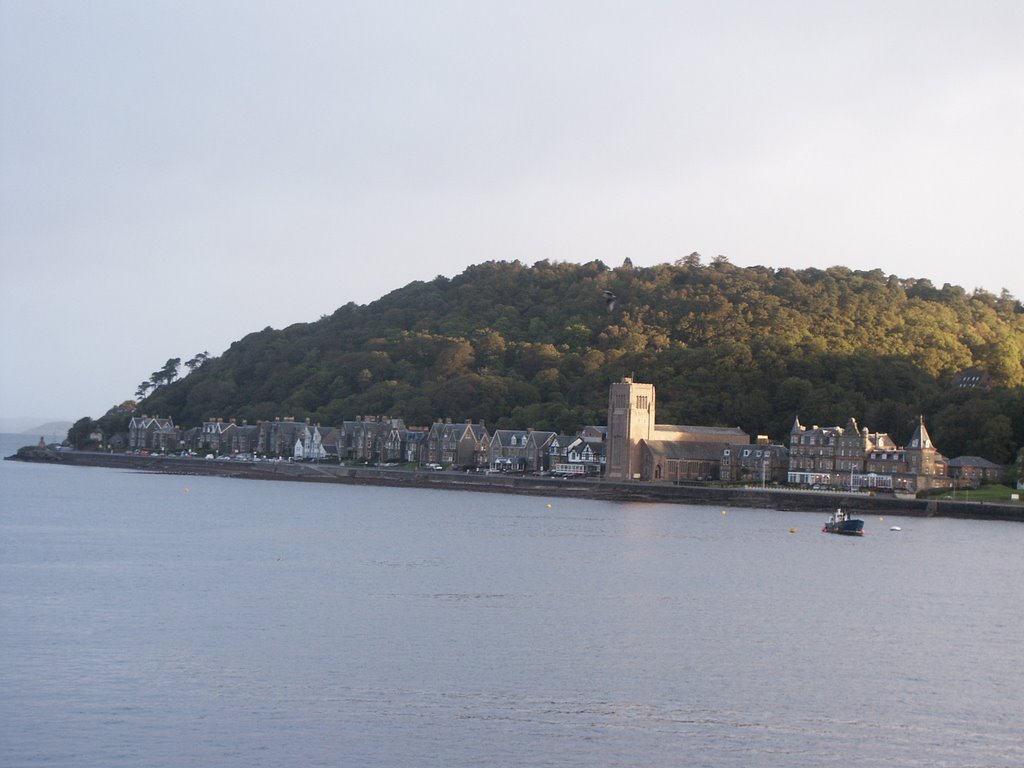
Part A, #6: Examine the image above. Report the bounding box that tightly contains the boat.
[822,507,864,536]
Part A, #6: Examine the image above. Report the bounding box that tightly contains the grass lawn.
[937,484,1023,504]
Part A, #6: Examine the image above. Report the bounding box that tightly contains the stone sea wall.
[7,448,1023,522]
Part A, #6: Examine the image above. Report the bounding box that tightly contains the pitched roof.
[653,424,748,442]
[642,440,727,461]
[907,416,935,451]
[526,430,556,449]
[491,429,531,446]
[948,456,1002,469]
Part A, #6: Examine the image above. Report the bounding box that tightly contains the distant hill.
[137,258,1024,463]
[0,418,72,437]
[22,421,74,438]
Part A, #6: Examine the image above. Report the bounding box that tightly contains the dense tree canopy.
[137,259,1024,463]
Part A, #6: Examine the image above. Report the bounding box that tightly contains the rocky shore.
[7,447,1023,522]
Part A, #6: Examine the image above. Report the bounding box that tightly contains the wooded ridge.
[128,257,1024,464]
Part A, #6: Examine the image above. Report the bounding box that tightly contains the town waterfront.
[2,434,1022,767]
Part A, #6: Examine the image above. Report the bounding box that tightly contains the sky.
[2,1,1023,422]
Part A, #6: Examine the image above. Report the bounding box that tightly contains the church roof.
[654,424,747,437]
[642,440,727,461]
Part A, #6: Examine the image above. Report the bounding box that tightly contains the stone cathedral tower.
[605,377,655,480]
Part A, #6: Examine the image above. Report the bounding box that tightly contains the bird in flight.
[602,290,617,313]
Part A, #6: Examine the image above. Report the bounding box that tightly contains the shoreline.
[7,449,1023,522]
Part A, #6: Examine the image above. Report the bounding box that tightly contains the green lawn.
[936,484,1023,504]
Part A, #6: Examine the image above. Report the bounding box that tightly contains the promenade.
[8,448,1023,523]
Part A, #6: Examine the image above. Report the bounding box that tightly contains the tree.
[184,351,210,372]
[135,381,153,400]
[149,358,181,388]
[67,416,97,450]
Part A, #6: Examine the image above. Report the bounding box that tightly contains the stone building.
[789,415,950,493]
[605,377,749,482]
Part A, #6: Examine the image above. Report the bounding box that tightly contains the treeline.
[133,257,1024,463]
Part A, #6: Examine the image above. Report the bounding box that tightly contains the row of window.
[722,448,774,458]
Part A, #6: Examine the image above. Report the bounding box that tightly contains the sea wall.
[7,449,1023,522]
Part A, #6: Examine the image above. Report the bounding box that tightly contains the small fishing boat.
[822,507,864,536]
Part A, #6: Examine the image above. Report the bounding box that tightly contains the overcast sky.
[2,1,1022,423]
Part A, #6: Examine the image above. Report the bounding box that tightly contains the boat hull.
[822,519,864,536]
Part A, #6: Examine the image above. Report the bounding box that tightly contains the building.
[640,440,723,482]
[549,434,605,476]
[606,378,655,480]
[128,416,175,450]
[488,429,532,472]
[947,456,1007,488]
[949,368,991,390]
[293,424,327,460]
[425,420,490,468]
[788,417,898,489]
[336,417,407,463]
[199,418,237,454]
[789,415,951,493]
[605,377,749,482]
[257,417,305,456]
[720,439,790,484]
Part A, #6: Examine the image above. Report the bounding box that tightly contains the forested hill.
[137,257,1024,463]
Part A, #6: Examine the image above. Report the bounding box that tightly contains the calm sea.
[1,433,1021,767]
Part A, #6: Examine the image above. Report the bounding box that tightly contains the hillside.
[135,258,1024,463]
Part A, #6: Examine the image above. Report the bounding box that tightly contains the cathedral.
[605,378,749,482]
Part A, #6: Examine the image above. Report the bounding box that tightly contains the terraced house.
[488,429,557,472]
[424,419,490,468]
[549,434,605,476]
[128,415,176,451]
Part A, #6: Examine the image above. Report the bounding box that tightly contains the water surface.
[2,434,1021,766]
